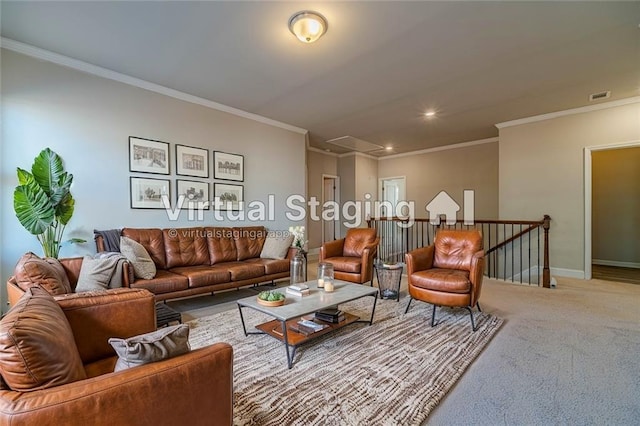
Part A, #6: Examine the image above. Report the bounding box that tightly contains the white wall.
[378,141,499,220]
[1,50,306,307]
[499,101,640,277]
[306,149,338,249]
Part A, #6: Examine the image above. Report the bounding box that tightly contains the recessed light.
[385,146,393,151]
[425,111,436,117]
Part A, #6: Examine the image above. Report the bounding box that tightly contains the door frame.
[378,176,406,217]
[584,140,640,279]
[321,174,340,243]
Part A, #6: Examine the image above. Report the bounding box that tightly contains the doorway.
[321,175,339,243]
[378,176,406,217]
[584,141,640,281]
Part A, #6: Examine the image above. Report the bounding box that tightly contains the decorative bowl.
[257,297,285,307]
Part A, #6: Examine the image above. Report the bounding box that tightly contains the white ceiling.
[2,1,639,155]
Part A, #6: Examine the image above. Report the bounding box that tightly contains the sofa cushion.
[205,227,237,264]
[234,227,267,261]
[120,236,157,280]
[109,324,190,372]
[129,270,189,294]
[260,233,294,260]
[216,262,265,281]
[410,269,471,294]
[122,228,167,269]
[13,252,72,295]
[343,228,378,257]
[245,258,290,275]
[170,266,231,288]
[163,227,210,269]
[323,257,362,274]
[0,287,86,391]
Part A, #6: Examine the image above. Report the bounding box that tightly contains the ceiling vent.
[589,91,610,101]
[325,136,384,153]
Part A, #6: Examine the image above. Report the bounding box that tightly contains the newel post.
[542,215,551,288]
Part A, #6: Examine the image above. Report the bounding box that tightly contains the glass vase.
[290,250,307,285]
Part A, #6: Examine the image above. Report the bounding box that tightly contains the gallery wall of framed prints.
[128,136,244,212]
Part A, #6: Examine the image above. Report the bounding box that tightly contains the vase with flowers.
[288,225,308,284]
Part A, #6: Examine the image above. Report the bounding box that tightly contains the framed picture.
[176,144,209,178]
[177,179,210,210]
[214,183,244,211]
[129,137,170,175]
[130,177,170,209]
[214,151,244,182]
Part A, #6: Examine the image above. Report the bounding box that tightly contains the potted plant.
[13,148,85,258]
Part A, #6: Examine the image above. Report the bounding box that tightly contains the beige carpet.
[188,297,503,425]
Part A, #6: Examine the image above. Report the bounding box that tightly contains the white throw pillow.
[120,236,157,280]
[260,233,294,260]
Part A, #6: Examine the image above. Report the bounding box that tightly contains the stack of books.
[286,283,310,297]
[314,308,345,323]
[290,319,327,336]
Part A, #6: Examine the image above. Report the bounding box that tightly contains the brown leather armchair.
[320,228,379,285]
[404,229,484,331]
[0,288,233,425]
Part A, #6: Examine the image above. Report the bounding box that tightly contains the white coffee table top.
[237,280,378,321]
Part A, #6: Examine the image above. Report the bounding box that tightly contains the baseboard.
[550,267,585,279]
[592,259,640,269]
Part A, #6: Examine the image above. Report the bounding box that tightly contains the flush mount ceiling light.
[288,11,327,43]
[425,111,436,117]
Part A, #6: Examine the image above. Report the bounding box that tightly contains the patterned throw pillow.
[108,324,190,372]
[119,236,156,280]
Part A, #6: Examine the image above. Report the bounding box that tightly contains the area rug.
[188,297,503,426]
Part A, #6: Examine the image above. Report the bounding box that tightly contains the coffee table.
[237,280,378,368]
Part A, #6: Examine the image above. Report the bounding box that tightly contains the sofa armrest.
[405,245,435,275]
[359,237,380,282]
[469,250,485,305]
[320,239,345,261]
[56,289,156,365]
[0,343,233,426]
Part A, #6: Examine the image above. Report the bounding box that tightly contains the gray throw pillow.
[108,324,190,372]
[120,236,156,280]
[75,255,114,292]
[260,233,294,260]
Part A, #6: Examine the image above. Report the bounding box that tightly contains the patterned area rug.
[188,297,503,425]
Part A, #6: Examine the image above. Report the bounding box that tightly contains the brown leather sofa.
[0,287,233,425]
[94,226,294,302]
[319,228,379,285]
[404,229,485,331]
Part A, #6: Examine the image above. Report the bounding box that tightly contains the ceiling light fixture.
[288,11,327,43]
[425,111,436,117]
[385,146,393,151]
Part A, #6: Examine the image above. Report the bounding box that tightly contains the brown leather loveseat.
[0,287,233,425]
[97,226,294,302]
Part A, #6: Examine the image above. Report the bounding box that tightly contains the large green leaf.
[50,172,73,207]
[32,148,64,198]
[16,168,34,186]
[14,184,55,235]
[56,192,75,225]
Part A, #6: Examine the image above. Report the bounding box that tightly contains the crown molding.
[495,96,640,129]
[378,137,498,161]
[307,145,339,157]
[1,38,308,135]
[338,151,379,160]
